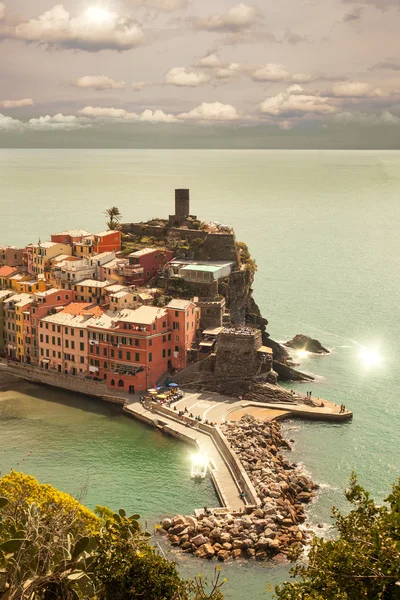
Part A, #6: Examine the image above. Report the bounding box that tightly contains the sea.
[0,149,399,598]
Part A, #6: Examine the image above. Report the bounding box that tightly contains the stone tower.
[169,188,196,226]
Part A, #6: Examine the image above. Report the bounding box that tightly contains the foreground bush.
[0,472,224,600]
[276,474,400,600]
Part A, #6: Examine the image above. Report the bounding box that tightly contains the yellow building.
[73,279,111,304]
[0,290,14,355]
[3,293,33,360]
[8,274,47,294]
[26,241,72,276]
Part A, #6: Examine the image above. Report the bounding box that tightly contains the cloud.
[0,3,5,21]
[282,30,309,44]
[78,106,139,120]
[128,0,187,11]
[179,101,240,121]
[219,29,277,45]
[74,76,126,90]
[343,0,400,9]
[0,112,90,131]
[370,59,400,71]
[28,113,90,130]
[252,63,290,82]
[165,67,210,87]
[194,3,259,32]
[0,4,145,52]
[78,106,178,122]
[131,81,148,91]
[330,81,382,97]
[335,110,400,124]
[139,109,178,122]
[260,85,338,116]
[343,7,364,21]
[196,53,223,69]
[291,73,315,83]
[0,114,24,131]
[0,98,34,108]
[215,63,242,80]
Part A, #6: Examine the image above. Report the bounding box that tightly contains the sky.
[0,0,399,148]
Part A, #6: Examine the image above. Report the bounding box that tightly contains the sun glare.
[358,346,382,367]
[85,6,113,24]
[296,349,308,359]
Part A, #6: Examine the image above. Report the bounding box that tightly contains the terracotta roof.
[61,302,105,318]
[0,266,18,277]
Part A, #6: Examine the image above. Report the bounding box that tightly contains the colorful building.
[51,229,91,245]
[0,290,15,356]
[73,279,112,304]
[127,248,174,286]
[166,299,198,370]
[0,246,24,268]
[3,293,33,360]
[38,303,103,374]
[0,266,19,289]
[26,241,72,276]
[23,288,74,365]
[73,231,121,259]
[8,274,47,294]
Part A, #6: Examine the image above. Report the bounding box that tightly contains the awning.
[257,346,273,354]
[168,383,178,387]
[41,358,50,363]
[203,327,223,336]
[199,340,215,348]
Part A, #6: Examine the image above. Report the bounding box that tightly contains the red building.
[51,229,91,245]
[127,248,174,286]
[166,300,198,370]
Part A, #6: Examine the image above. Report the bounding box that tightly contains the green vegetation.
[104,207,122,230]
[0,472,224,600]
[237,242,257,273]
[276,474,400,600]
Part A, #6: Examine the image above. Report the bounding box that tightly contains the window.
[175,346,179,352]
[103,361,108,369]
[118,350,122,359]
[80,356,84,364]
[71,341,75,350]
[57,295,61,301]
[71,328,74,336]
[168,349,171,357]
[40,334,43,342]
[57,338,61,346]
[111,349,114,358]
[149,353,152,362]
[152,324,156,330]
[168,334,171,341]
[127,351,131,361]
[175,311,179,317]
[135,339,139,347]
[52,336,55,345]
[65,339,69,348]
[162,349,166,358]
[58,352,61,359]
[65,327,68,335]
[173,322,179,330]
[175,335,179,342]
[149,339,152,347]
[135,352,139,362]
[80,330,84,338]
[162,321,166,328]
[46,349,49,357]
[103,347,107,356]
[80,343,84,351]
[95,346,99,355]
[118,379,124,388]
[52,324,55,332]
[45,335,49,343]
[57,325,61,333]
[52,350,56,358]
[187,322,189,330]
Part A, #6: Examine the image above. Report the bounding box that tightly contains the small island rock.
[285,334,329,354]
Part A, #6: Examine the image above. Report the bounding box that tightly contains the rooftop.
[0,266,19,277]
[118,305,167,325]
[167,299,193,311]
[52,229,90,237]
[5,293,33,307]
[94,230,118,238]
[32,241,59,249]
[35,288,61,298]
[181,264,222,273]
[76,279,112,288]
[105,284,127,294]
[129,247,158,258]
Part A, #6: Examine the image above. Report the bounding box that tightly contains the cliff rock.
[285,334,329,354]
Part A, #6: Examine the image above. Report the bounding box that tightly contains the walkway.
[124,400,248,512]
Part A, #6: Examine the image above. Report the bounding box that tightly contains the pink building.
[51,229,91,245]
[23,288,74,365]
[166,300,198,370]
[38,303,104,374]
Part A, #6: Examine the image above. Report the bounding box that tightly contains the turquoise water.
[1,149,400,597]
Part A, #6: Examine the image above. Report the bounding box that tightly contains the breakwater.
[160,415,318,562]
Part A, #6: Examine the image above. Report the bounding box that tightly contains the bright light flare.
[191,453,208,466]
[85,6,113,24]
[296,349,309,359]
[358,346,382,367]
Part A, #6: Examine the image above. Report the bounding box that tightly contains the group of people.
[339,403,346,413]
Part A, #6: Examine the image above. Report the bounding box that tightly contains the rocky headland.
[158,416,318,562]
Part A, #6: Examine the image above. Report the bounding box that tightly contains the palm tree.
[104,206,122,230]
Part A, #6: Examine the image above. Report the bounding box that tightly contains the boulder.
[203,543,216,558]
[162,518,173,530]
[191,534,208,547]
[231,549,243,560]
[284,334,329,354]
[217,550,230,562]
[169,523,187,536]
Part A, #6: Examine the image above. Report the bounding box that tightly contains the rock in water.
[285,334,329,354]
